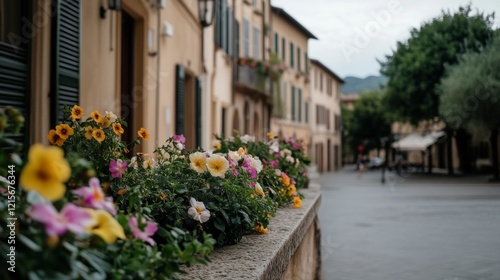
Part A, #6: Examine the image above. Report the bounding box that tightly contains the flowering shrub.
[0,105,310,279]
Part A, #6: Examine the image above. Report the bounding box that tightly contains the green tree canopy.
[344,91,391,153]
[380,5,495,125]
[439,32,500,179]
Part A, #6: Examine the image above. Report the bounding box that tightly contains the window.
[243,19,249,57]
[221,108,227,137]
[305,52,308,73]
[281,37,286,61]
[314,69,318,89]
[290,42,294,68]
[320,72,323,91]
[291,86,296,121]
[274,32,279,54]
[253,27,259,58]
[298,88,302,122]
[305,102,309,123]
[297,47,301,72]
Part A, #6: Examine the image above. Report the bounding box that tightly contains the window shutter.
[50,0,80,127]
[227,9,233,57]
[243,19,249,57]
[290,42,294,68]
[221,0,227,52]
[305,52,308,73]
[235,20,240,59]
[175,64,185,135]
[297,47,301,72]
[305,102,309,123]
[195,76,202,148]
[274,32,279,54]
[298,88,302,122]
[291,86,295,121]
[253,27,259,59]
[281,37,285,61]
[215,0,221,47]
[0,1,31,148]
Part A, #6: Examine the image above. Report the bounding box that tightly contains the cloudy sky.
[271,0,500,78]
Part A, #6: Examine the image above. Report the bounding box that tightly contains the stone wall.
[181,182,321,280]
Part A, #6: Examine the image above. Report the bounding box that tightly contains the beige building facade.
[270,6,316,155]
[309,59,343,172]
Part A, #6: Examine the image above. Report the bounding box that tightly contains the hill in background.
[341,75,388,94]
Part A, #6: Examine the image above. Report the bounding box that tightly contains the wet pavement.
[318,166,500,280]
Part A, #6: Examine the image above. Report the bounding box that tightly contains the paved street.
[318,166,500,280]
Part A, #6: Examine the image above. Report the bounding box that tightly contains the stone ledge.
[181,182,322,280]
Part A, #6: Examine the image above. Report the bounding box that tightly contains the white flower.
[295,159,300,167]
[250,158,263,173]
[286,155,295,163]
[129,156,138,169]
[143,158,157,169]
[175,142,185,150]
[228,151,241,162]
[188,197,210,223]
[283,149,292,156]
[275,169,282,176]
[269,141,279,153]
[189,152,207,173]
[105,111,117,122]
[240,134,255,143]
[206,154,229,178]
[255,182,264,197]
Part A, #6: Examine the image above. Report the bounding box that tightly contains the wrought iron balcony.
[235,64,272,96]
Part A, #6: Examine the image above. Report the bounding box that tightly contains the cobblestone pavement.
[318,166,500,280]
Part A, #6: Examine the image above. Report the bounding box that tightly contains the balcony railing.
[236,65,272,95]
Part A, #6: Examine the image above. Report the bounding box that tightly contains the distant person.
[357,155,368,178]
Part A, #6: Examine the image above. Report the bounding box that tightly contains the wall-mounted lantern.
[198,0,215,28]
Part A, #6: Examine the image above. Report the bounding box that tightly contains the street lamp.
[198,0,215,27]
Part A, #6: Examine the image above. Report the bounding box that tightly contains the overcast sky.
[271,0,500,78]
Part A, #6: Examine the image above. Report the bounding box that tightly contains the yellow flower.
[99,117,111,128]
[237,147,246,156]
[90,111,102,123]
[213,141,221,150]
[206,154,229,178]
[189,152,207,173]
[71,105,84,121]
[55,124,74,140]
[84,126,94,140]
[137,127,150,140]
[254,224,269,234]
[112,123,124,135]
[19,144,70,201]
[288,185,296,196]
[86,209,125,244]
[281,174,291,187]
[255,182,265,196]
[160,193,168,200]
[267,132,275,140]
[92,129,105,143]
[47,129,65,147]
[293,196,302,208]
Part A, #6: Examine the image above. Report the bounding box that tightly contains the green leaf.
[214,218,225,232]
[18,234,42,252]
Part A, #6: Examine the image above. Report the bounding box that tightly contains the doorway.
[121,11,135,145]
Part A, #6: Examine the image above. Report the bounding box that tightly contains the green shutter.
[50,0,80,127]
[305,102,309,123]
[274,32,279,54]
[298,88,302,122]
[215,0,221,46]
[195,76,202,148]
[290,42,294,68]
[175,64,185,135]
[291,86,295,121]
[0,0,31,149]
[281,37,285,61]
[297,47,301,72]
[305,52,308,73]
[227,8,233,56]
[221,0,227,52]
[235,20,240,59]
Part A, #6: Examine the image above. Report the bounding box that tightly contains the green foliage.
[343,91,391,153]
[380,5,495,124]
[439,33,500,132]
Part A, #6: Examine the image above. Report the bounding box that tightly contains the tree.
[345,91,392,158]
[380,5,495,174]
[439,33,500,180]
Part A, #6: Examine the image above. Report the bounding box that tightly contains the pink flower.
[73,178,116,215]
[173,134,186,144]
[242,157,257,179]
[28,203,92,236]
[270,160,279,168]
[292,142,300,150]
[128,217,158,245]
[230,167,239,177]
[109,159,127,178]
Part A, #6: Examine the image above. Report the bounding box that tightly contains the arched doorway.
[232,109,240,136]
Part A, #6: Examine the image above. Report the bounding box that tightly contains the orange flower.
[254,224,269,234]
[137,128,149,140]
[90,111,102,123]
[71,105,84,121]
[84,126,94,140]
[293,196,302,208]
[55,124,74,140]
[92,129,105,143]
[288,185,296,196]
[117,189,127,195]
[47,129,65,147]
[112,123,124,135]
[160,193,168,200]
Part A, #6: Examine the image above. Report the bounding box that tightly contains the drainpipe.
[155,7,161,148]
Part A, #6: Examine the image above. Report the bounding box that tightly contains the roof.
[271,6,318,40]
[340,94,360,102]
[310,59,344,83]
